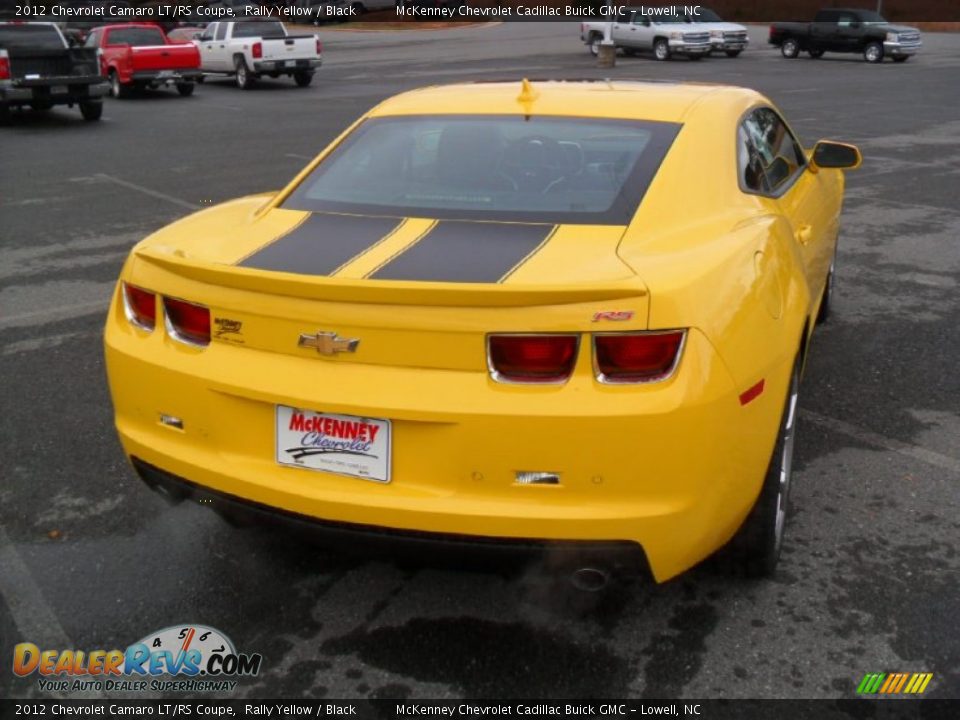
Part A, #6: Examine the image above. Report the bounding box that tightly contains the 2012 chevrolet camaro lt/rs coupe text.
[105,80,861,582]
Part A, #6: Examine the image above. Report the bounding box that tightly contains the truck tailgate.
[261,37,318,62]
[131,44,200,72]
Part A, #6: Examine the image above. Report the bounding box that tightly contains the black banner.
[1,700,958,720]
[0,1,959,23]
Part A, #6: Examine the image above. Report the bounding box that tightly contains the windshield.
[283,115,680,225]
[689,8,723,22]
[0,24,65,51]
[232,22,287,39]
[106,28,166,46]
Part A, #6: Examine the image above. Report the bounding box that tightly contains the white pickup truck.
[581,7,712,60]
[194,20,321,89]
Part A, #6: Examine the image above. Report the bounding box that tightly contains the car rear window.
[106,28,166,46]
[283,115,681,225]
[232,22,286,39]
[0,25,65,51]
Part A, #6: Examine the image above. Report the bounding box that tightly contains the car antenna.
[517,78,538,121]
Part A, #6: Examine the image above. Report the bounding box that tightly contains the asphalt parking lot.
[1,22,959,701]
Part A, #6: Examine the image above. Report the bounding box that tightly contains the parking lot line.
[95,174,200,211]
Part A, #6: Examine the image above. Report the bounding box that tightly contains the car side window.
[738,108,807,196]
[837,13,855,27]
[215,23,227,41]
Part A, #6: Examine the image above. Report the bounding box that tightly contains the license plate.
[276,406,391,483]
[285,60,296,68]
[51,85,68,94]
[157,71,174,79]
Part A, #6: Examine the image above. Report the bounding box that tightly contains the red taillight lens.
[252,42,262,59]
[316,38,322,55]
[594,331,685,383]
[163,297,210,347]
[122,283,156,331]
[488,335,578,383]
[0,54,10,81]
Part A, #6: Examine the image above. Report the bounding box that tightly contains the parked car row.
[582,5,923,64]
[0,19,322,121]
[581,6,749,60]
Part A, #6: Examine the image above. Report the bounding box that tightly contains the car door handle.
[795,224,813,244]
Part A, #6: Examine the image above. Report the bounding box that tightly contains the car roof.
[369,80,764,124]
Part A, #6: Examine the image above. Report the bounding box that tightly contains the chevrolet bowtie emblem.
[298,331,360,356]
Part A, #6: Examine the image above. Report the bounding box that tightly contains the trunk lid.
[130,44,199,72]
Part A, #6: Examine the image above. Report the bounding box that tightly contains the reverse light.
[594,331,685,384]
[122,283,156,331]
[163,297,210,347]
[316,38,322,55]
[252,42,262,59]
[488,335,578,384]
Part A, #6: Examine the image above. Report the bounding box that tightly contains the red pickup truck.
[85,24,201,98]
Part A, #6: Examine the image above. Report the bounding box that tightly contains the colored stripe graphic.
[240,213,403,276]
[857,672,933,694]
[370,221,556,283]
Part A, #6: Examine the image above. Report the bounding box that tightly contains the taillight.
[0,52,10,81]
[768,25,775,39]
[163,297,210,347]
[316,38,322,55]
[488,335,578,384]
[252,42,262,59]
[122,283,156,331]
[594,331,685,384]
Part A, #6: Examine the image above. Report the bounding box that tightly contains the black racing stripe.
[370,221,554,283]
[239,213,402,276]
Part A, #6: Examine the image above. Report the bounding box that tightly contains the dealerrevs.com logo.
[13,624,263,693]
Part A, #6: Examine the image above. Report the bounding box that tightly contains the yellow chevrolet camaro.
[105,80,860,584]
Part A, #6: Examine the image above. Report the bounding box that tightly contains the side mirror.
[198,34,212,42]
[812,141,862,170]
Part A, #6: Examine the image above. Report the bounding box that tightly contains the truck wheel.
[588,33,602,57]
[176,83,195,97]
[79,100,103,122]
[653,38,671,61]
[109,70,128,99]
[808,49,824,58]
[293,71,314,88]
[234,57,255,90]
[863,41,883,63]
[781,38,800,58]
[720,355,801,577]
[0,103,10,124]
[725,49,742,58]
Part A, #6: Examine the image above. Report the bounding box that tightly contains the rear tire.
[176,82,195,97]
[781,38,800,58]
[293,71,313,87]
[234,57,255,90]
[721,356,801,577]
[109,70,128,99]
[653,38,671,61]
[79,100,103,121]
[863,41,883,63]
[0,102,10,124]
[588,33,602,57]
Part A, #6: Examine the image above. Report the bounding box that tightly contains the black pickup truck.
[769,8,922,63]
[0,22,109,122]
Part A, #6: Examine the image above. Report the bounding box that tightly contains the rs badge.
[592,311,635,322]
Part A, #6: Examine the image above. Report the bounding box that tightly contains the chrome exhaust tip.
[569,567,611,592]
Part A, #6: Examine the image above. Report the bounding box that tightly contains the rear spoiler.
[134,246,647,308]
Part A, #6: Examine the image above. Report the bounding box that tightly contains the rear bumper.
[131,70,203,84]
[104,286,790,583]
[253,58,321,73]
[132,457,652,574]
[1,78,108,105]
